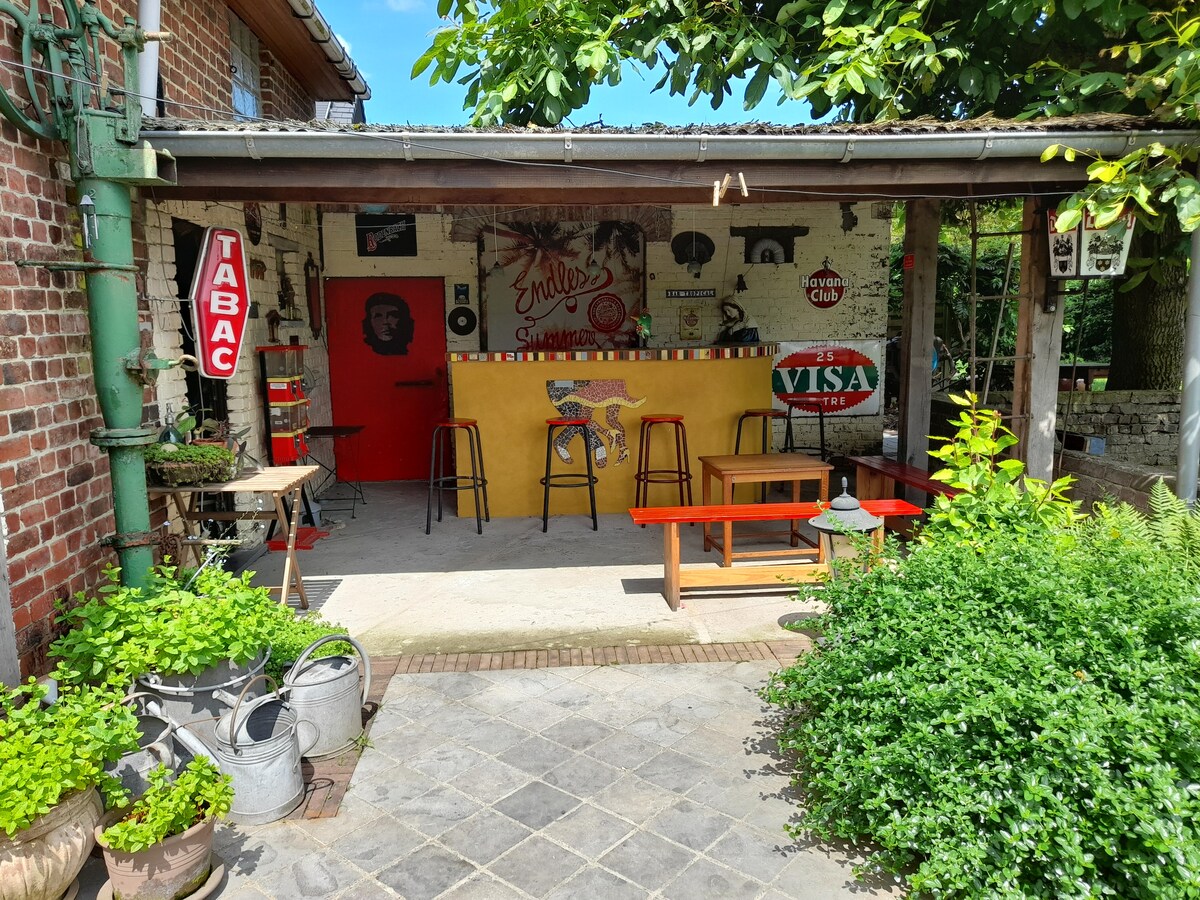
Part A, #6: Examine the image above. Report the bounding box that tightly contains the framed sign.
[356,214,417,257]
[772,340,883,416]
[483,220,644,351]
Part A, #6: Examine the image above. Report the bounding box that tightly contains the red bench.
[629,499,922,610]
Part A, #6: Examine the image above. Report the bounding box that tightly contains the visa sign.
[190,227,251,379]
[772,342,882,415]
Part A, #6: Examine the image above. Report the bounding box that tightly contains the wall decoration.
[447,307,477,336]
[242,202,262,245]
[730,226,809,263]
[356,213,418,257]
[803,258,849,309]
[484,221,645,351]
[361,292,415,355]
[546,379,646,468]
[1047,208,1135,278]
[679,305,702,340]
[666,288,715,299]
[454,283,470,305]
[772,340,883,416]
[669,231,714,272]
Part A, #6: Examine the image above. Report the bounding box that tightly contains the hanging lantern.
[1047,209,1135,279]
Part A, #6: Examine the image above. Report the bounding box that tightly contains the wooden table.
[699,453,833,567]
[151,466,320,609]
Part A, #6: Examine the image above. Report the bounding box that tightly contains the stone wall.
[1057,452,1176,514]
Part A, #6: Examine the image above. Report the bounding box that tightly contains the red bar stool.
[634,414,693,510]
[426,418,489,535]
[735,408,785,501]
[541,417,598,532]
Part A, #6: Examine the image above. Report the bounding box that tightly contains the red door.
[325,278,447,481]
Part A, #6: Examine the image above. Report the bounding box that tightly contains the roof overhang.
[143,125,1200,206]
[226,0,369,102]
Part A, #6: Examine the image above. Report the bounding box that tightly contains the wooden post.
[1011,198,1063,481]
[899,200,940,486]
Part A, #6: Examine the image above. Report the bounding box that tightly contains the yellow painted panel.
[450,358,774,518]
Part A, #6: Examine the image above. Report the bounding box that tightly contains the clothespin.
[713,173,733,207]
[738,172,749,197]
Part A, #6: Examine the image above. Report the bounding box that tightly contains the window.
[228,13,261,120]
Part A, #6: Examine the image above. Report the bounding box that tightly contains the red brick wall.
[0,0,325,677]
[261,48,314,121]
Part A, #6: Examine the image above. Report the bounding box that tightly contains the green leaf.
[822,0,848,25]
[1053,208,1083,232]
[544,69,562,97]
[743,65,770,109]
[1040,144,1060,163]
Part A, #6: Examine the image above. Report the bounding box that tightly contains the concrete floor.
[247,482,831,657]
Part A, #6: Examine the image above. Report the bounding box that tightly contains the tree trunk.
[1108,222,1186,390]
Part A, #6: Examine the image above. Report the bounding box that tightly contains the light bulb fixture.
[489,206,502,276]
[735,273,748,293]
[586,217,602,276]
[79,193,98,249]
[686,258,703,277]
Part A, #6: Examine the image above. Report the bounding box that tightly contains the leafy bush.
[922,392,1078,544]
[0,681,139,836]
[765,496,1200,898]
[99,758,232,854]
[261,613,352,681]
[51,564,347,686]
[144,442,236,485]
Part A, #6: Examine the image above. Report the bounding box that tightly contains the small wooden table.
[699,453,833,567]
[151,466,320,609]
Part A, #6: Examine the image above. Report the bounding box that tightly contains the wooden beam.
[146,156,1090,205]
[1011,197,1061,480]
[899,200,940,488]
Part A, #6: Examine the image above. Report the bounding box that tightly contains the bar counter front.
[448,345,777,518]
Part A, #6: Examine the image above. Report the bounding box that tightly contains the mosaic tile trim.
[449,344,778,363]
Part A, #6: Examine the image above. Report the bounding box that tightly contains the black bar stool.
[426,418,489,535]
[782,402,828,460]
[541,416,598,532]
[734,408,786,501]
[634,414,693,510]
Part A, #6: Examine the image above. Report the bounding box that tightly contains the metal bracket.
[90,426,158,449]
[245,136,261,160]
[840,141,855,163]
[697,137,707,162]
[402,137,413,161]
[976,138,995,160]
[102,530,160,550]
[563,136,573,163]
[123,349,197,385]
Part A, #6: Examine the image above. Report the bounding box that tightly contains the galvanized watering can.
[105,693,178,797]
[283,635,371,759]
[213,675,318,826]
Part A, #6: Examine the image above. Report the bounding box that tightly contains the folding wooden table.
[152,465,320,609]
[699,453,833,567]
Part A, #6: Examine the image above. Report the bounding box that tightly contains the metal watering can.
[283,635,371,759]
[213,675,319,825]
[105,693,179,798]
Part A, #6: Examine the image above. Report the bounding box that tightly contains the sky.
[324,1,817,128]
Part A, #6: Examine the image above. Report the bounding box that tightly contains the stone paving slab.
[74,655,902,899]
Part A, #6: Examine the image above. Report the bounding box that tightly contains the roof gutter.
[284,0,370,100]
[144,127,1197,162]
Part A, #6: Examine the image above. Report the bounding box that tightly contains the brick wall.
[0,0,331,678]
[261,48,314,121]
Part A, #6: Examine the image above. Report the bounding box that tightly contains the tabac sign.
[190,227,251,379]
[772,340,882,415]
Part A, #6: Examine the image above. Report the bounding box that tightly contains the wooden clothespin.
[713,173,734,207]
[738,172,749,197]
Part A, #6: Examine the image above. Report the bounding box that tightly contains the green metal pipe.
[80,176,153,587]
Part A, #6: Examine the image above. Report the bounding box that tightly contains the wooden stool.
[426,418,489,535]
[541,417,598,532]
[634,414,693,511]
[735,408,785,501]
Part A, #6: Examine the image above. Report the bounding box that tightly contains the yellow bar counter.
[448,345,777,518]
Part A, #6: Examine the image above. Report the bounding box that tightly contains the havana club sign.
[772,341,882,415]
[190,227,251,379]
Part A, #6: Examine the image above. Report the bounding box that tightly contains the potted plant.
[96,758,233,900]
[0,681,139,900]
[143,443,237,487]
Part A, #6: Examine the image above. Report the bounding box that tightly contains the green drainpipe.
[80,176,157,587]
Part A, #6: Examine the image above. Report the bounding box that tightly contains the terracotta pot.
[0,786,102,900]
[96,811,214,900]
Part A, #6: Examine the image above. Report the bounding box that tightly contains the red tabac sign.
[190,227,251,379]
[772,343,881,414]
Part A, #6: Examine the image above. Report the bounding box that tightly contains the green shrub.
[51,565,351,686]
[765,500,1200,898]
[0,681,139,836]
[144,442,236,485]
[261,613,352,681]
[99,757,232,854]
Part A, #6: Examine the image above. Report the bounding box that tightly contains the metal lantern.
[808,477,883,574]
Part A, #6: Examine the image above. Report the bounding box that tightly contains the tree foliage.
[417,1,1199,230]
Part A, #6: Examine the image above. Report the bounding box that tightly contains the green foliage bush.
[0,681,139,836]
[766,484,1200,898]
[51,564,350,686]
[99,757,232,854]
[143,442,236,485]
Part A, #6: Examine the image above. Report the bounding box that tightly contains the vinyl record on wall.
[448,307,477,336]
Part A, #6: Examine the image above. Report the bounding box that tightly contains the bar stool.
[735,408,786,501]
[541,417,598,532]
[426,418,489,535]
[634,414,693,510]
[782,402,828,461]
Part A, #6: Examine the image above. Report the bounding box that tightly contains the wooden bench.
[849,455,960,535]
[629,499,922,610]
